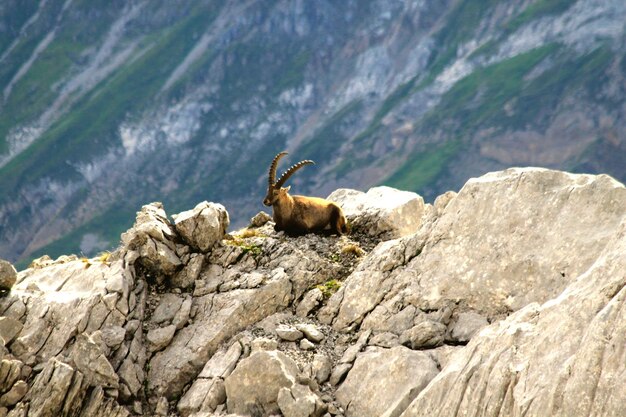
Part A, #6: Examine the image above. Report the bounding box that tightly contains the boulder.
[121,203,181,277]
[146,325,176,353]
[331,169,626,333]
[278,384,326,417]
[249,211,272,228]
[447,311,489,343]
[0,317,23,344]
[296,323,325,343]
[311,354,332,384]
[328,186,426,239]
[401,217,626,417]
[336,346,439,417]
[399,320,446,349]
[0,260,17,291]
[224,350,299,415]
[173,201,229,252]
[276,325,304,342]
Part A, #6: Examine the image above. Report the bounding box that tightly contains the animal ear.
[282,186,291,193]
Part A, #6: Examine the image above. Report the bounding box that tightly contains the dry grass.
[341,243,365,257]
[235,228,268,239]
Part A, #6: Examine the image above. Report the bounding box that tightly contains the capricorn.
[263,152,348,235]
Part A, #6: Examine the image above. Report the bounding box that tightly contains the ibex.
[263,151,348,235]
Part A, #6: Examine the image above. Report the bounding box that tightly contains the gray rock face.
[328,186,427,239]
[330,169,626,334]
[1,170,624,417]
[0,260,17,291]
[224,350,299,415]
[173,201,229,252]
[401,217,626,417]
[276,325,304,342]
[400,320,446,349]
[336,346,439,417]
[0,318,22,345]
[121,202,182,278]
[71,334,119,389]
[278,384,326,417]
[447,311,489,343]
[146,325,176,353]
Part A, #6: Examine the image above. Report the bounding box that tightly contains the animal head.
[263,151,314,206]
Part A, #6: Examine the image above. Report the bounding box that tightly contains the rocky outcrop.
[0,168,625,417]
[0,261,17,292]
[172,202,230,253]
[328,186,428,240]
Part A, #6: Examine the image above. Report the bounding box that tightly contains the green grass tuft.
[316,279,342,298]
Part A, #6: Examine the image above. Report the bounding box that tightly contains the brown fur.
[263,153,348,236]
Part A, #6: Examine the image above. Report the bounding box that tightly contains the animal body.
[263,152,348,235]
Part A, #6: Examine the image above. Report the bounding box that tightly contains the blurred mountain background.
[1,0,625,268]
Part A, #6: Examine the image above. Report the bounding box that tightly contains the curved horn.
[275,159,315,188]
[268,151,288,187]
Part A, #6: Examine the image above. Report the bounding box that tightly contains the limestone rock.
[0,317,23,344]
[0,260,17,291]
[121,203,182,277]
[369,332,400,348]
[155,396,169,415]
[146,325,176,352]
[249,211,272,227]
[173,343,238,416]
[336,346,439,417]
[276,325,304,342]
[278,384,326,417]
[332,169,626,333]
[172,296,192,330]
[224,350,299,415]
[3,169,623,417]
[328,186,426,239]
[296,288,324,318]
[296,324,325,343]
[148,275,292,399]
[177,378,226,417]
[447,311,489,343]
[402,217,626,416]
[250,337,279,352]
[0,360,23,392]
[299,339,315,350]
[399,320,446,349]
[173,201,229,252]
[99,325,126,349]
[71,334,119,389]
[151,294,184,324]
[25,358,90,417]
[0,380,27,407]
[79,386,130,417]
[329,363,352,387]
[198,343,242,379]
[311,354,332,384]
[172,254,204,289]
